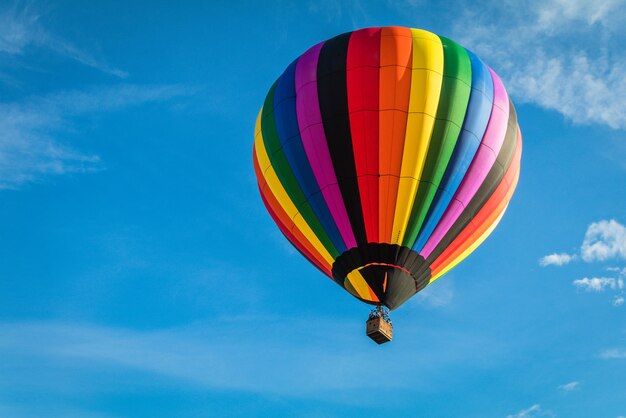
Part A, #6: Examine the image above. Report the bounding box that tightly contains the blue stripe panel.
[412,50,494,252]
[273,60,347,253]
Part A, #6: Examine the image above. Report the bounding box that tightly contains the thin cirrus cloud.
[557,381,580,391]
[0,404,118,418]
[0,318,507,399]
[506,404,554,418]
[0,84,193,189]
[412,278,455,308]
[452,0,626,130]
[0,4,196,189]
[0,4,127,78]
[600,348,626,359]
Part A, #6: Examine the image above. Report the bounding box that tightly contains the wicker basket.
[366,316,393,344]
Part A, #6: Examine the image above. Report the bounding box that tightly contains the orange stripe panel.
[378,26,413,243]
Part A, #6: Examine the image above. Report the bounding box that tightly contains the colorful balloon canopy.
[253,26,522,310]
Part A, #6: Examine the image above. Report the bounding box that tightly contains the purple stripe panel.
[420,68,510,258]
[295,42,358,250]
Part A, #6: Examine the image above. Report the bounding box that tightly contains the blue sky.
[0,0,625,417]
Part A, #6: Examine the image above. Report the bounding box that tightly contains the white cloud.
[600,348,626,359]
[572,277,622,292]
[453,0,626,129]
[0,3,126,77]
[539,253,575,266]
[0,84,191,189]
[581,220,626,262]
[506,404,554,418]
[539,221,626,304]
[539,220,626,267]
[558,381,580,391]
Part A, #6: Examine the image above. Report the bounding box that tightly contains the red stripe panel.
[347,27,381,243]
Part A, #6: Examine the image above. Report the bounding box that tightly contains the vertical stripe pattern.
[253,27,522,311]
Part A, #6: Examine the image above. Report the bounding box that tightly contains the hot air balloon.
[252,26,522,344]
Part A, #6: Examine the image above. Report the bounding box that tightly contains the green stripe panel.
[402,36,472,247]
[261,83,340,258]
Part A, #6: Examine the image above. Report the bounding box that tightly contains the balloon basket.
[366,305,393,344]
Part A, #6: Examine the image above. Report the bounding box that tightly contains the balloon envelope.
[253,26,521,310]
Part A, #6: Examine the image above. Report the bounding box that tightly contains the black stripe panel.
[317,32,369,250]
[332,243,432,310]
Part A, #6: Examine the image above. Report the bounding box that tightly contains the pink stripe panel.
[420,68,510,258]
[295,42,357,250]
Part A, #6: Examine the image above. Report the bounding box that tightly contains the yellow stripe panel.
[390,29,444,244]
[344,278,361,300]
[345,270,377,302]
[430,207,507,283]
[254,109,334,266]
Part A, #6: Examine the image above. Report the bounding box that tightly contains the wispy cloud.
[452,0,626,130]
[0,3,39,54]
[600,348,626,359]
[506,404,554,418]
[0,318,506,399]
[534,0,625,31]
[557,381,580,392]
[0,404,119,418]
[412,278,454,308]
[307,0,369,28]
[0,84,192,189]
[0,3,127,77]
[539,253,575,266]
[572,267,625,306]
[573,277,623,292]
